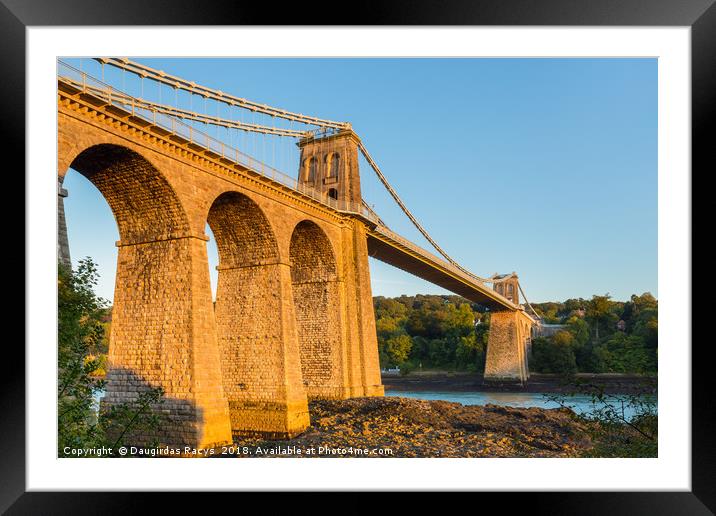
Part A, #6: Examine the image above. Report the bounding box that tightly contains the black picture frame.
[5,0,710,512]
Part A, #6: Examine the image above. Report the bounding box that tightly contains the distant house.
[616,319,626,331]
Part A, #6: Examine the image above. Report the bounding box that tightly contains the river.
[93,389,656,421]
[385,390,656,421]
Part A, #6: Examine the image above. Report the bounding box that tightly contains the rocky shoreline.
[222,397,594,458]
[382,372,656,395]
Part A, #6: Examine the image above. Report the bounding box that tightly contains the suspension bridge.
[56,58,538,448]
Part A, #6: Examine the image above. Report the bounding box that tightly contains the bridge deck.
[367,226,518,311]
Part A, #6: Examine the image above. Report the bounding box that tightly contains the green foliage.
[58,258,166,457]
[375,295,484,371]
[586,293,617,342]
[376,291,658,375]
[58,258,109,452]
[455,333,485,373]
[530,334,577,375]
[530,292,657,374]
[593,333,653,373]
[544,379,657,457]
[384,334,413,365]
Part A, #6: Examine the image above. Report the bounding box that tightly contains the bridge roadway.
[58,73,519,313]
[365,225,517,311]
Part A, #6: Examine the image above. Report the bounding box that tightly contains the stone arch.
[69,144,190,243]
[290,220,343,399]
[207,191,309,437]
[64,143,232,448]
[207,191,279,267]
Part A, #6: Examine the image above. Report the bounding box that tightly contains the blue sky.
[62,58,657,303]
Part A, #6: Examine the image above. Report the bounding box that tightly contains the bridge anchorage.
[57,58,539,449]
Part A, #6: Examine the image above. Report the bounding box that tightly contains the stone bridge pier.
[483,310,534,384]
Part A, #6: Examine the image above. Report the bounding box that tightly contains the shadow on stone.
[100,367,208,452]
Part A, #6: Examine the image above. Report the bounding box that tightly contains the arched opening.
[327,188,338,200]
[65,143,228,446]
[69,144,189,243]
[207,191,278,268]
[290,220,342,398]
[302,156,317,183]
[326,152,340,179]
[207,191,308,435]
[59,168,118,304]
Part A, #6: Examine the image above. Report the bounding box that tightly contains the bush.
[531,333,577,376]
[544,378,657,457]
[595,333,651,373]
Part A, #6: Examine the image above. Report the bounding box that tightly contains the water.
[385,390,656,421]
[93,389,656,421]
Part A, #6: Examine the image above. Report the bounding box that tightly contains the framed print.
[6,0,713,512]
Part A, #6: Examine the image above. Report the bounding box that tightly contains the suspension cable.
[517,281,541,320]
[356,140,499,284]
[96,57,350,130]
[63,78,309,138]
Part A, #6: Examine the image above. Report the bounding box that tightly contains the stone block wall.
[484,310,532,384]
[58,96,384,448]
[290,220,346,399]
[214,262,309,438]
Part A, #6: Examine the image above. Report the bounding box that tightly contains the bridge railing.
[57,60,382,224]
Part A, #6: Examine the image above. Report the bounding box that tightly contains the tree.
[455,333,485,372]
[58,258,166,456]
[375,297,408,320]
[58,259,109,452]
[530,333,577,375]
[385,334,413,366]
[587,294,614,342]
[596,333,651,373]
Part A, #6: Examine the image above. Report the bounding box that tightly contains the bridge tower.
[296,129,384,399]
[297,128,362,208]
[491,272,520,305]
[484,273,533,384]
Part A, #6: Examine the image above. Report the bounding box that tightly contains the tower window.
[303,157,316,183]
[328,188,338,200]
[326,152,340,179]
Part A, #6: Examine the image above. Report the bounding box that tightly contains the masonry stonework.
[69,144,232,448]
[209,191,309,437]
[290,220,344,399]
[484,310,533,384]
[297,130,363,206]
[58,87,384,446]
